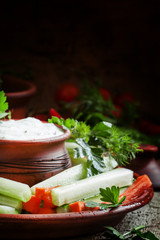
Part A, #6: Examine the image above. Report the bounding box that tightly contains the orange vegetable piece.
[22,195,41,214]
[119,174,152,205]
[35,186,60,208]
[85,205,100,211]
[69,201,85,212]
[37,207,56,214]
[35,187,46,199]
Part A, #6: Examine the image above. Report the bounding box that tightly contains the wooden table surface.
[69,191,160,240]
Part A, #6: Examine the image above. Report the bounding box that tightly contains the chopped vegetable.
[0,205,20,214]
[35,186,59,208]
[31,164,87,194]
[37,207,56,214]
[69,201,85,212]
[51,168,133,206]
[22,195,41,214]
[119,174,152,205]
[0,177,32,203]
[0,194,22,211]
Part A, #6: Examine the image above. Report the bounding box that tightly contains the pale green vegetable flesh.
[0,205,20,214]
[31,164,87,194]
[0,177,31,203]
[0,194,22,211]
[56,204,70,213]
[51,168,133,206]
[65,142,118,170]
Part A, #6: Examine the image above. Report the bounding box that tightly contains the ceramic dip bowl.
[0,118,71,186]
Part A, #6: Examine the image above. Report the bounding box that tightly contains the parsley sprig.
[85,186,126,210]
[0,91,10,119]
[103,225,160,240]
[49,117,142,177]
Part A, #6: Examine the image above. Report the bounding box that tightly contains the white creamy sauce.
[0,117,63,140]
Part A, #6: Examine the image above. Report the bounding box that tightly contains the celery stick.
[0,194,22,211]
[31,164,87,194]
[51,168,133,206]
[0,177,31,203]
[0,205,20,214]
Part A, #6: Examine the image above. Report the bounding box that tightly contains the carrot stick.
[69,201,85,212]
[22,195,41,214]
[119,174,152,205]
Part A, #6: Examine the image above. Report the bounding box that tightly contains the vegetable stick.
[51,168,133,206]
[119,174,152,205]
[0,194,22,211]
[31,164,87,194]
[69,201,85,212]
[0,205,20,214]
[0,177,31,203]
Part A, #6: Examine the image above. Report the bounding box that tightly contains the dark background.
[0,0,160,121]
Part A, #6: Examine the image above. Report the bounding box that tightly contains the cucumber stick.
[0,205,20,214]
[0,177,31,203]
[31,163,87,194]
[0,194,22,211]
[51,168,133,206]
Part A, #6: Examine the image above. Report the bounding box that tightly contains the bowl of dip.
[0,117,71,186]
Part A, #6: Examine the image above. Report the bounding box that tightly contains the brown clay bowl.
[2,74,37,118]
[127,144,160,189]
[0,125,71,186]
[127,144,158,172]
[0,175,154,239]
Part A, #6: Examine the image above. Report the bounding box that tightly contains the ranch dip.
[0,117,63,140]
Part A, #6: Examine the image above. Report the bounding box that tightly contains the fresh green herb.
[0,91,10,119]
[49,117,142,177]
[71,80,117,126]
[85,186,126,210]
[103,225,160,240]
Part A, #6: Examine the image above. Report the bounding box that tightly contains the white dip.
[0,117,63,140]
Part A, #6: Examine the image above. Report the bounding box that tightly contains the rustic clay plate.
[128,144,160,190]
[0,182,154,239]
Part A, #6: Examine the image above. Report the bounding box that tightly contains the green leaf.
[0,91,10,119]
[85,186,126,211]
[104,226,126,239]
[100,186,121,204]
[103,225,160,240]
[74,138,105,177]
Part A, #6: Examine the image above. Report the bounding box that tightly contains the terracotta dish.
[128,144,158,172]
[128,144,160,189]
[2,74,37,118]
[0,182,153,239]
[0,125,71,186]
